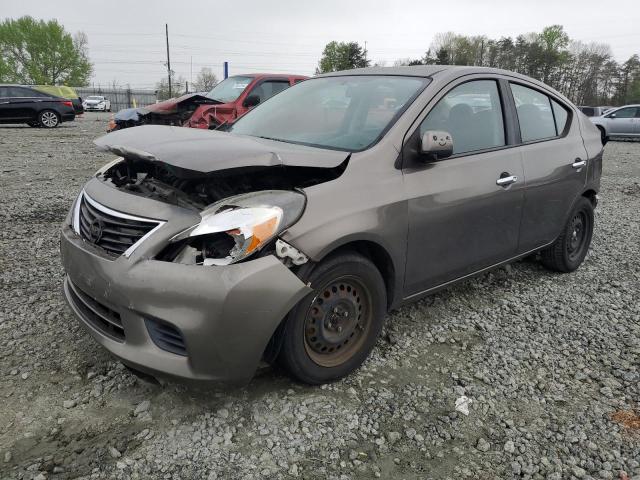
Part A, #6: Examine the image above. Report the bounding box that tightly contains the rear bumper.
[61,112,76,122]
[60,223,311,384]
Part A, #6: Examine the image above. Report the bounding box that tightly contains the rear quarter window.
[551,100,569,135]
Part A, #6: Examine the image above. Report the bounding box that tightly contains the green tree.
[0,16,92,85]
[402,25,640,106]
[316,41,370,73]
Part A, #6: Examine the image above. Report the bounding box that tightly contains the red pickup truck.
[188,73,307,128]
[108,73,307,131]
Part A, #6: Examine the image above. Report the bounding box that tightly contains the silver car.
[590,105,640,142]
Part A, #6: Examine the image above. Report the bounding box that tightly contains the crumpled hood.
[94,125,349,172]
[143,94,219,114]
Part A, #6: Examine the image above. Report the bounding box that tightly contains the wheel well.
[322,241,396,310]
[262,240,396,364]
[582,189,597,206]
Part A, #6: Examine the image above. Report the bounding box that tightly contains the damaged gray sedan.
[61,66,603,384]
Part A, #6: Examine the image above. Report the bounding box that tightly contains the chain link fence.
[74,87,157,111]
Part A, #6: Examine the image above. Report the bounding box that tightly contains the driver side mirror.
[420,130,454,161]
[243,94,260,108]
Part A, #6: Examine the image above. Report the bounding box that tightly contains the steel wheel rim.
[566,211,588,261]
[41,112,58,127]
[303,275,373,368]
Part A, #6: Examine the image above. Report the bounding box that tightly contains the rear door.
[402,77,525,296]
[634,107,640,134]
[509,82,589,252]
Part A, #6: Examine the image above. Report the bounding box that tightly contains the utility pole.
[165,23,172,97]
[364,41,368,66]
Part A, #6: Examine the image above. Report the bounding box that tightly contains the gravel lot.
[1,113,639,480]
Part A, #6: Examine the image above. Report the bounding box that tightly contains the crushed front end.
[60,170,315,383]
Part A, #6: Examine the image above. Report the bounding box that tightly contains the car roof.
[316,65,553,79]
[230,73,308,79]
[314,65,575,106]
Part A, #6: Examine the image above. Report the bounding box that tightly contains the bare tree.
[193,67,218,92]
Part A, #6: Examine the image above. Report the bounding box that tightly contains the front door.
[607,106,639,135]
[403,78,525,296]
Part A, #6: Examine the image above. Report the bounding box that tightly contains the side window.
[10,87,28,97]
[252,80,290,103]
[609,107,637,118]
[0,87,7,98]
[511,83,556,142]
[420,80,505,155]
[551,100,569,134]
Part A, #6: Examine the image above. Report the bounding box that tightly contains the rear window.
[511,83,556,142]
[33,85,78,99]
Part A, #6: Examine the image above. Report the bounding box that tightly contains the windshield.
[229,75,429,151]
[87,96,104,101]
[206,76,254,103]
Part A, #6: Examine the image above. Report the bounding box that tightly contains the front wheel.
[38,110,60,128]
[278,252,386,384]
[541,196,594,272]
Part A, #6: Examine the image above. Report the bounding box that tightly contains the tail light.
[61,100,73,107]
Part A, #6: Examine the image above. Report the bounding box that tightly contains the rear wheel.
[541,196,594,272]
[38,110,60,128]
[278,252,386,384]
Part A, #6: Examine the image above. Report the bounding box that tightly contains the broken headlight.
[168,190,306,266]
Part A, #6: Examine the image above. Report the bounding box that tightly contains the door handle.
[572,159,587,169]
[496,175,518,187]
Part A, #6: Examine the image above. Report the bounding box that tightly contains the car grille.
[66,278,125,342]
[145,318,187,356]
[78,194,160,257]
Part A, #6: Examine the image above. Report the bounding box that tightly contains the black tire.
[278,252,386,384]
[38,110,60,128]
[541,196,594,272]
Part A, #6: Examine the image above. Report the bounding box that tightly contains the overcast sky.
[3,0,639,89]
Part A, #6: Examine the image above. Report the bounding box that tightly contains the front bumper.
[60,187,311,383]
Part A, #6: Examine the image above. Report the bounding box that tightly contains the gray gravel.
[1,114,639,480]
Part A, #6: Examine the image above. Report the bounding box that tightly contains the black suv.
[0,85,76,128]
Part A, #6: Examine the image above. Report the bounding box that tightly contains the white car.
[83,96,111,112]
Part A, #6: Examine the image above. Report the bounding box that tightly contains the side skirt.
[400,242,554,305]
